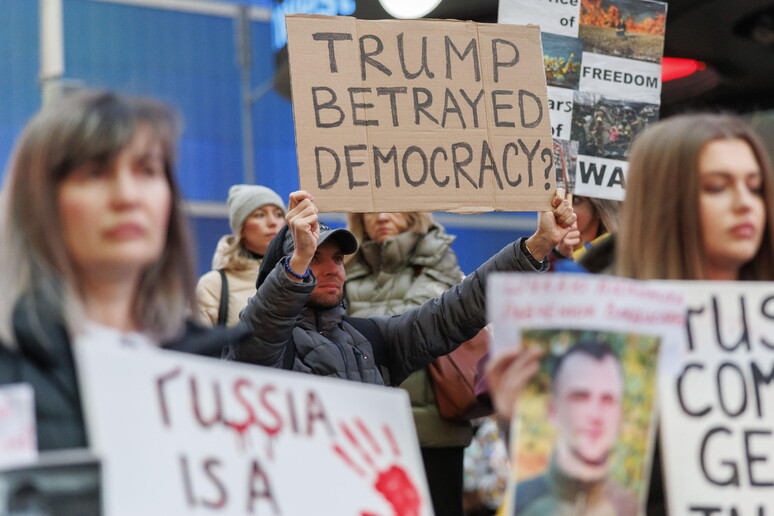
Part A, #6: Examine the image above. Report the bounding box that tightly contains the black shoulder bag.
[216,269,229,327]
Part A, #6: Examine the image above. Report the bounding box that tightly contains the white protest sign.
[547,86,574,140]
[499,0,667,200]
[574,154,627,200]
[487,273,685,515]
[487,273,685,356]
[76,342,432,516]
[0,384,37,468]
[659,282,774,516]
[499,0,581,38]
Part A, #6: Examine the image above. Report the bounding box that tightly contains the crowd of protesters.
[0,89,771,516]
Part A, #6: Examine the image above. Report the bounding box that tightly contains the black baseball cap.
[256,222,358,289]
[281,221,358,256]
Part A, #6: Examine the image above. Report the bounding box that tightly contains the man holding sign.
[233,189,575,387]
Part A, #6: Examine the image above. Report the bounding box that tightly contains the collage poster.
[499,0,668,201]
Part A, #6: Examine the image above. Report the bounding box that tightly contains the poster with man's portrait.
[510,329,660,516]
[487,274,686,516]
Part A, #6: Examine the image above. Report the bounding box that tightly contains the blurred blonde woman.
[0,90,247,451]
[196,185,285,327]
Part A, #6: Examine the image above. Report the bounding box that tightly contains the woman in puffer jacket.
[195,185,285,327]
[345,211,471,516]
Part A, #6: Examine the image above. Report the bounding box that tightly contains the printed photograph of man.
[510,330,660,516]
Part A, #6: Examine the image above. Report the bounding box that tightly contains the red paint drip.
[224,419,253,450]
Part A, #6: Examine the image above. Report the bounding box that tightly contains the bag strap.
[216,269,229,327]
[281,316,387,371]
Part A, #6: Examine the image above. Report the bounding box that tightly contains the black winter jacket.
[236,239,547,385]
[0,299,250,451]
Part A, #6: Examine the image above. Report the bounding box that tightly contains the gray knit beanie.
[227,184,286,236]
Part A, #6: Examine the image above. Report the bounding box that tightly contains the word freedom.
[581,65,660,88]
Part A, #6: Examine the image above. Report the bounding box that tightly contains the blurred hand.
[485,347,543,422]
[555,222,580,259]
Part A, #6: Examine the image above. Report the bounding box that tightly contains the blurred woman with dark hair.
[0,90,247,451]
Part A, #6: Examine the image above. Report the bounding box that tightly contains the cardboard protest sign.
[286,14,554,213]
[0,384,36,469]
[487,273,685,515]
[76,342,432,516]
[499,0,667,200]
[658,282,774,516]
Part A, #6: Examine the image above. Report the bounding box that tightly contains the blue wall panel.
[64,0,244,202]
[249,20,298,201]
[196,0,273,5]
[0,0,40,180]
[446,222,534,274]
[190,215,232,273]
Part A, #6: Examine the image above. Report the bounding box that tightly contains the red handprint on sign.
[333,418,423,516]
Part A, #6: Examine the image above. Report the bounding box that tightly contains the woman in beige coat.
[196,185,285,326]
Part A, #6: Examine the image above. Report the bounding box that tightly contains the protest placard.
[286,14,554,213]
[487,273,685,515]
[499,0,667,201]
[658,282,774,516]
[0,384,36,469]
[76,342,431,515]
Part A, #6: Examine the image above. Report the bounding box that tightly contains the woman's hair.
[616,113,774,280]
[586,197,621,235]
[0,90,195,344]
[213,235,259,271]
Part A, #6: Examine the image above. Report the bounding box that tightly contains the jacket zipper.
[352,347,365,381]
[319,311,352,380]
[330,340,351,380]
